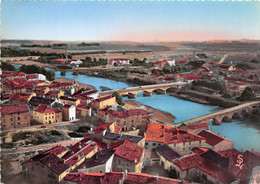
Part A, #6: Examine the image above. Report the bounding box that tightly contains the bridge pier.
[60,71,66,75]
[154,89,166,95]
[143,91,152,96]
[128,93,136,98]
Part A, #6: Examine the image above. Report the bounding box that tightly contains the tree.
[112,92,124,105]
[238,87,256,101]
[19,64,55,81]
[113,62,118,67]
[0,62,17,71]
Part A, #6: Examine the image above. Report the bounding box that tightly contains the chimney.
[134,159,137,164]
[79,142,82,149]
[154,173,159,180]
[77,154,81,161]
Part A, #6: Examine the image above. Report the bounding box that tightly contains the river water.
[56,72,260,152]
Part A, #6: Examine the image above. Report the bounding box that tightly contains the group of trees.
[0,62,17,71]
[235,63,253,70]
[238,87,256,101]
[112,92,124,105]
[80,57,108,67]
[192,79,227,93]
[161,60,205,74]
[19,65,55,81]
[21,44,51,48]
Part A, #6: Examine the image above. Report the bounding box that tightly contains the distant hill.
[208,39,260,44]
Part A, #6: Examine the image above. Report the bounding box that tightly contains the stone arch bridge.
[179,101,260,126]
[99,82,188,98]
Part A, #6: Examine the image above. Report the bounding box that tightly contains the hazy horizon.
[2,1,260,42]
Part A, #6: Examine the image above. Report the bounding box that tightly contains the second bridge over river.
[98,82,188,98]
[179,101,260,126]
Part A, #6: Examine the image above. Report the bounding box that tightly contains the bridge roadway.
[99,82,188,98]
[179,101,260,126]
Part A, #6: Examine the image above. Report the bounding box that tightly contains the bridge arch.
[152,88,166,94]
[165,87,178,93]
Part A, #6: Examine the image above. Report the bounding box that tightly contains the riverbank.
[124,100,176,124]
[10,60,54,68]
[54,78,96,90]
[170,93,211,105]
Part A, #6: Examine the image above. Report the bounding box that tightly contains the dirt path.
[10,60,54,68]
[2,139,81,155]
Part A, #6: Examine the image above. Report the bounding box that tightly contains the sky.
[2,1,260,42]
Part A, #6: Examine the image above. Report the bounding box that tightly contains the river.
[56,71,260,152]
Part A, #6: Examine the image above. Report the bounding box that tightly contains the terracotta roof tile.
[1,105,29,115]
[198,130,231,146]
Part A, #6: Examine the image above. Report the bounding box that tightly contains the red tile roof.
[10,93,31,100]
[196,159,237,184]
[64,172,190,184]
[191,147,210,155]
[13,72,25,77]
[219,65,232,70]
[174,154,204,171]
[34,106,60,114]
[154,145,181,161]
[105,109,151,119]
[92,96,114,103]
[145,123,205,144]
[22,146,69,175]
[186,123,208,130]
[26,74,37,79]
[179,72,203,81]
[207,62,216,65]
[89,122,114,135]
[1,105,29,115]
[198,130,231,146]
[77,104,90,109]
[110,140,143,163]
[45,91,59,95]
[154,59,173,64]
[233,69,249,74]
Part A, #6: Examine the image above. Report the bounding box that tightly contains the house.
[145,123,206,155]
[154,145,181,171]
[73,90,98,104]
[34,86,50,97]
[2,78,33,93]
[26,74,37,81]
[9,93,36,105]
[176,72,203,83]
[1,105,30,129]
[219,65,233,72]
[76,104,91,117]
[91,96,116,110]
[172,153,204,179]
[62,105,76,121]
[22,146,70,184]
[182,123,209,134]
[84,122,121,142]
[60,96,80,106]
[110,140,144,173]
[77,149,115,174]
[33,106,62,124]
[198,130,233,152]
[64,172,190,184]
[97,108,152,132]
[103,133,145,148]
[109,58,131,66]
[143,148,160,167]
[45,90,64,99]
[29,96,56,107]
[154,59,175,69]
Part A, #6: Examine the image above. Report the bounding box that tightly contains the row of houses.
[22,119,257,184]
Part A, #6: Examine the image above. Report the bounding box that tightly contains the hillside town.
[1,45,260,184]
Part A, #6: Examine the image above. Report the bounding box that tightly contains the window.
[42,165,44,168]
[183,147,185,151]
[99,171,102,173]
[18,117,20,120]
[145,143,148,145]
[18,113,20,115]
[31,166,34,171]
[189,142,191,145]
[153,143,156,146]
[174,144,176,147]
[11,118,13,121]
[183,142,185,146]
[46,117,47,120]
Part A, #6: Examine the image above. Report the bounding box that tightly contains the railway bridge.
[99,82,188,98]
